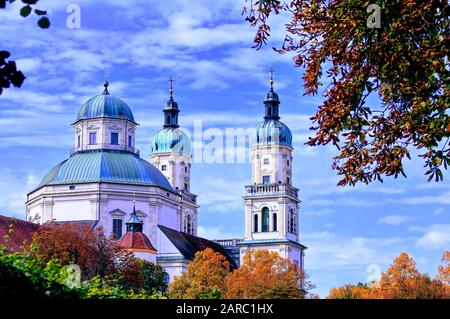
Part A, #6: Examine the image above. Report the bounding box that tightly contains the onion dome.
[75,81,136,124]
[151,128,191,155]
[34,150,174,192]
[255,119,293,147]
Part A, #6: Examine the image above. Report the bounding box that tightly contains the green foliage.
[80,276,164,299]
[198,287,223,299]
[0,245,80,298]
[0,245,164,299]
[140,259,168,294]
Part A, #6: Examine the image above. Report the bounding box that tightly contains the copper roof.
[118,231,157,253]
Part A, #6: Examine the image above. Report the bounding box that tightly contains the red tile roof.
[118,231,157,253]
[0,215,40,253]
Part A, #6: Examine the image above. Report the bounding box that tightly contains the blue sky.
[0,1,449,297]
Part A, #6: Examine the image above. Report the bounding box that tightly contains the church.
[23,73,306,281]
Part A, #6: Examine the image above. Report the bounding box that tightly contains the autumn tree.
[328,252,449,299]
[328,283,378,299]
[31,223,134,280]
[0,0,50,94]
[169,248,230,299]
[378,252,447,299]
[244,0,450,185]
[225,249,309,299]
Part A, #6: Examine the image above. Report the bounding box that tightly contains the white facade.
[151,151,199,236]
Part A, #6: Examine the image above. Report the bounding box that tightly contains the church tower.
[150,79,199,235]
[238,70,306,272]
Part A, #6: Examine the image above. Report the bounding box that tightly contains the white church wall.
[52,200,92,221]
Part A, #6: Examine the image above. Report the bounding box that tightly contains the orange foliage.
[225,250,304,299]
[31,222,135,280]
[438,251,450,285]
[328,283,378,299]
[328,252,450,299]
[169,248,230,299]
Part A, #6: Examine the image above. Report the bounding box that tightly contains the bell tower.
[150,78,199,235]
[238,69,306,273]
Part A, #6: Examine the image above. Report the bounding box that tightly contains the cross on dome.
[169,76,174,97]
[269,67,275,89]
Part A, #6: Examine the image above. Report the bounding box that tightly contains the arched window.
[184,219,187,233]
[273,213,277,231]
[187,215,192,234]
[254,214,258,232]
[262,207,269,232]
[290,209,295,233]
[166,115,171,125]
[287,212,291,233]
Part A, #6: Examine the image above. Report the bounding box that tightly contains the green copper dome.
[254,119,293,147]
[151,128,191,155]
[35,150,174,191]
[75,82,135,123]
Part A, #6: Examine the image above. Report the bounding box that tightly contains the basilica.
[24,74,306,281]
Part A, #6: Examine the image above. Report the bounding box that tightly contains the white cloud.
[390,191,450,205]
[303,231,411,270]
[378,215,415,226]
[416,224,450,249]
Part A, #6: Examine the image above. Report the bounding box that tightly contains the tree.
[31,223,134,280]
[0,244,163,299]
[328,252,449,299]
[378,252,447,299]
[120,258,168,294]
[225,249,308,299]
[0,0,50,95]
[438,251,450,285]
[169,248,230,299]
[141,260,168,294]
[328,283,378,299]
[244,0,450,186]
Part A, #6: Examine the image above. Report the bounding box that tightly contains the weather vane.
[169,76,174,97]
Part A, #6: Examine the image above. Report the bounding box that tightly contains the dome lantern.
[264,67,280,120]
[163,77,180,128]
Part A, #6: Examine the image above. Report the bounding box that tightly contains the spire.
[126,200,143,232]
[163,76,180,129]
[264,67,280,120]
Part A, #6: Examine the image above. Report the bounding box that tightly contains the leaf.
[20,5,31,17]
[34,9,47,16]
[37,16,50,29]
